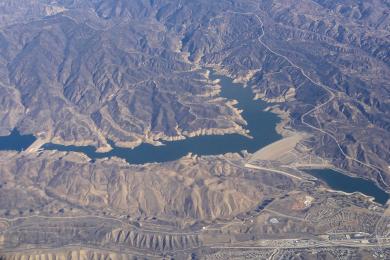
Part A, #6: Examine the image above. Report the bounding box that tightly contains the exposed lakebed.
[43,71,282,164]
[1,71,388,204]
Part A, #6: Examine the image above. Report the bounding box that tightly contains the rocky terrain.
[177,0,390,187]
[0,0,388,183]
[0,0,248,150]
[0,0,389,259]
[2,151,390,259]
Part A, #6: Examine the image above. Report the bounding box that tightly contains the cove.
[43,71,282,164]
[0,129,36,152]
[305,168,389,205]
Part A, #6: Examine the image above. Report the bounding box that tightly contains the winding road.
[225,8,388,188]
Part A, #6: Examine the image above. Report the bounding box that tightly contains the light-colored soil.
[248,134,305,162]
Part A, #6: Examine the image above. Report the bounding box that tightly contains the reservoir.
[305,169,389,205]
[2,71,389,204]
[0,129,36,152]
[43,71,282,164]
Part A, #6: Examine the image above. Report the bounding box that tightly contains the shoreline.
[36,67,282,154]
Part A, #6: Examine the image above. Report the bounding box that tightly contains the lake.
[305,168,389,205]
[43,71,282,164]
[2,71,388,205]
[0,129,36,152]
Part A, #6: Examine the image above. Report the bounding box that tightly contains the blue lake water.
[2,71,388,204]
[43,71,282,164]
[0,129,36,152]
[305,169,389,205]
